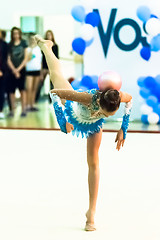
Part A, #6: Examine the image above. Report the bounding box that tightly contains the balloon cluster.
[136,6,160,61]
[72,70,122,92]
[71,75,99,91]
[71,3,100,55]
[137,75,160,124]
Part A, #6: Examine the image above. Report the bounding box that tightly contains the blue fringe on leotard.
[64,100,104,138]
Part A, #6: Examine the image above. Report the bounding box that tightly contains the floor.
[0,99,160,132]
[0,129,160,240]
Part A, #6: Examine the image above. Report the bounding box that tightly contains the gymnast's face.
[99,107,118,117]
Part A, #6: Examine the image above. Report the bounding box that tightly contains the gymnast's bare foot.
[34,35,53,49]
[85,210,96,231]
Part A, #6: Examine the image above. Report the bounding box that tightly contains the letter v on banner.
[93,8,117,58]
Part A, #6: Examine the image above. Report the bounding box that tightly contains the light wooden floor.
[0,130,160,240]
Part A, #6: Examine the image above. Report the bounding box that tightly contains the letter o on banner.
[114,18,142,51]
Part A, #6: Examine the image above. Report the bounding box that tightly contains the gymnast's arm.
[120,91,132,103]
[50,89,92,105]
[49,89,93,134]
[115,91,132,151]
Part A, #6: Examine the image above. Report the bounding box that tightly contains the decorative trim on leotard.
[90,89,100,111]
[65,100,104,138]
[121,99,132,139]
[50,92,67,134]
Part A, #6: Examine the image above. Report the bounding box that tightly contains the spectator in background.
[0,30,8,119]
[36,30,59,102]
[1,30,6,41]
[1,30,12,113]
[26,33,42,111]
[7,27,28,117]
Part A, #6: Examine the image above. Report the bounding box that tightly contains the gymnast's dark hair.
[99,89,121,112]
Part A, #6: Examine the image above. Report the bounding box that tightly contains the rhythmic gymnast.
[34,35,132,231]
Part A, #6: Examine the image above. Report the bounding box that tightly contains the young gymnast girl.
[34,35,132,231]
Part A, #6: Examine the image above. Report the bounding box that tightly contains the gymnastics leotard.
[50,89,105,138]
[50,88,132,139]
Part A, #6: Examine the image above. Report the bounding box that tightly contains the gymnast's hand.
[66,122,74,133]
[115,128,125,151]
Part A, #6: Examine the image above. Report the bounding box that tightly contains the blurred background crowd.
[0,27,59,120]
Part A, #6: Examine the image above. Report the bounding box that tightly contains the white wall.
[0,0,76,30]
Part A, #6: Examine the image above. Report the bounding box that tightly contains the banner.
[83,0,160,120]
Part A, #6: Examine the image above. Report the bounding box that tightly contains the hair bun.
[100,89,121,112]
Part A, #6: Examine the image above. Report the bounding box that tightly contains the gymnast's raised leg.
[34,35,73,94]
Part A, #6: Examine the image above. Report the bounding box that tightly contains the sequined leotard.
[64,89,105,138]
[50,88,132,139]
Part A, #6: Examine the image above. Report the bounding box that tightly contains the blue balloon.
[81,75,93,89]
[150,35,160,52]
[71,5,86,22]
[136,6,151,22]
[71,80,81,90]
[139,87,150,99]
[78,85,88,91]
[146,95,158,108]
[141,114,149,124]
[150,14,158,19]
[86,38,94,47]
[137,76,146,87]
[91,75,99,89]
[85,12,100,27]
[72,38,86,55]
[155,75,160,84]
[144,76,156,89]
[153,104,160,116]
[151,85,160,101]
[140,46,151,61]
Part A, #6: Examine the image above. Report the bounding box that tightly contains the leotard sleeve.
[49,92,67,133]
[121,99,132,139]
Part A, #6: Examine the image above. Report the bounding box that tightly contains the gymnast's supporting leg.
[85,128,102,231]
[34,35,73,92]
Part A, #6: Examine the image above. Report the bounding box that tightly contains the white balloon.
[140,104,153,115]
[146,18,160,36]
[148,112,159,124]
[80,24,95,41]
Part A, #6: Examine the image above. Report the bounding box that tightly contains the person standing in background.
[7,27,28,117]
[1,30,12,113]
[26,33,42,111]
[36,30,59,102]
[0,30,8,119]
[1,30,6,41]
